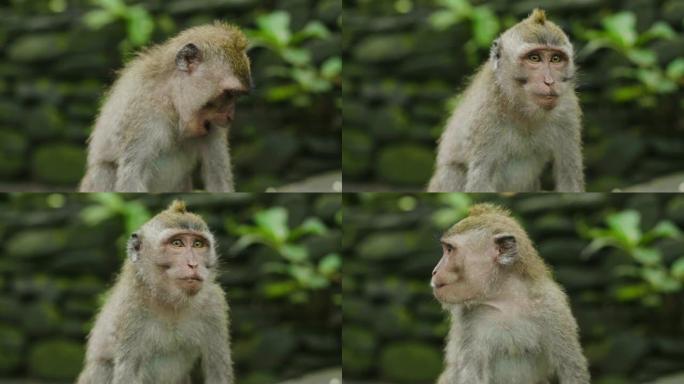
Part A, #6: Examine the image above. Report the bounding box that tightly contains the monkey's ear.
[490,38,501,69]
[176,43,202,73]
[494,233,517,266]
[127,233,142,262]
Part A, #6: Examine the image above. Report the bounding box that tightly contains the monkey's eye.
[527,53,542,62]
[171,239,184,247]
[192,239,205,248]
[550,54,563,63]
[442,243,454,253]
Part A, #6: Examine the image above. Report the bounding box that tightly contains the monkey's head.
[128,200,218,299]
[490,9,575,113]
[167,22,252,138]
[431,203,549,306]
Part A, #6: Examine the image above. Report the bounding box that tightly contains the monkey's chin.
[532,95,558,110]
[177,279,203,295]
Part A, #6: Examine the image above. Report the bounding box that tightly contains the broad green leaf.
[93,0,126,15]
[671,258,684,280]
[471,7,500,47]
[293,21,330,43]
[319,253,341,275]
[321,57,342,79]
[80,206,113,225]
[255,11,291,47]
[614,283,650,301]
[642,267,681,292]
[281,47,310,66]
[626,49,657,67]
[646,220,682,241]
[429,10,459,30]
[281,244,308,262]
[666,58,684,79]
[437,0,472,15]
[126,6,154,46]
[296,218,328,236]
[83,9,115,29]
[605,210,641,248]
[254,207,289,241]
[632,247,661,266]
[640,21,676,43]
[602,12,637,48]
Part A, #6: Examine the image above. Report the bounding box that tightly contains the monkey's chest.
[136,321,201,381]
[495,154,548,190]
[147,149,200,191]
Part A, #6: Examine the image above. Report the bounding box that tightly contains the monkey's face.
[517,48,572,111]
[431,231,496,305]
[154,230,213,296]
[172,40,251,138]
[189,86,248,137]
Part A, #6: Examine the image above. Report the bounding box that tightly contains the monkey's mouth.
[179,276,204,282]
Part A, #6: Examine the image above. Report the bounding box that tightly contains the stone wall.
[343,0,684,191]
[343,193,684,383]
[0,194,341,383]
[0,0,341,192]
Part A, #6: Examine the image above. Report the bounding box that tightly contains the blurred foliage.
[581,209,684,306]
[227,206,342,304]
[247,11,342,107]
[428,0,500,65]
[576,11,684,107]
[343,0,684,190]
[0,193,341,381]
[83,0,156,53]
[0,0,341,190]
[343,193,684,382]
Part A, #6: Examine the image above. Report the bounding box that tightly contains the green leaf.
[281,47,311,66]
[281,244,308,262]
[80,206,113,225]
[632,247,661,266]
[437,0,472,15]
[293,21,330,43]
[611,85,645,102]
[642,267,681,292]
[296,218,328,237]
[126,6,154,46]
[471,7,500,47]
[254,207,289,241]
[626,49,657,67]
[321,57,342,79]
[83,9,115,29]
[606,210,642,248]
[319,253,341,275]
[93,0,126,15]
[671,258,684,280]
[602,12,638,48]
[429,10,460,30]
[640,21,676,43]
[614,283,650,301]
[666,58,684,79]
[645,221,682,241]
[255,11,291,47]
[262,280,298,298]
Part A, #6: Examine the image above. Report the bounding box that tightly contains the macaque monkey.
[77,200,233,384]
[432,203,590,383]
[79,22,251,192]
[428,9,584,192]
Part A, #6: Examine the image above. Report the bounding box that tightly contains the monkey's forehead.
[149,212,209,232]
[502,21,572,55]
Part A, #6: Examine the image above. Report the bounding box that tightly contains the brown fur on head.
[444,203,550,280]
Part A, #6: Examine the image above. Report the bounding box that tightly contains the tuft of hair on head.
[468,203,511,218]
[529,8,547,25]
[167,200,188,214]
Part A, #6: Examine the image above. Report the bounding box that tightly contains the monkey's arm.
[464,159,497,192]
[553,123,585,192]
[202,287,234,383]
[201,128,235,192]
